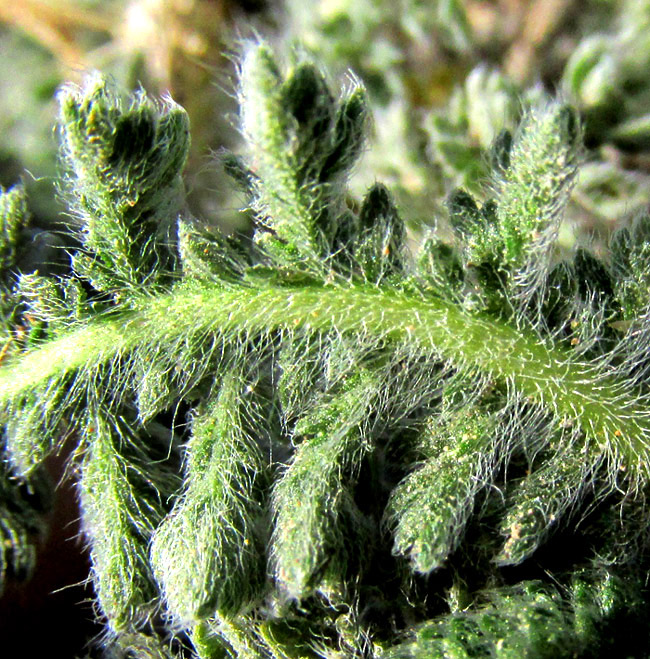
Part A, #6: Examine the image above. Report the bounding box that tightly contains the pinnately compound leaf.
[4,38,650,658]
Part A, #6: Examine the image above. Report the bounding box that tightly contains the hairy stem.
[1,281,647,474]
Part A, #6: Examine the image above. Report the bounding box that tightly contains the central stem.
[1,282,647,474]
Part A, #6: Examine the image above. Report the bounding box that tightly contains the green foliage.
[0,462,51,596]
[4,39,650,658]
[0,184,29,273]
[151,365,270,623]
[564,0,650,148]
[384,569,648,659]
[78,404,179,633]
[0,185,27,345]
[423,67,521,194]
[0,184,52,592]
[59,74,190,295]
[272,365,381,599]
[386,402,499,574]
[238,44,368,269]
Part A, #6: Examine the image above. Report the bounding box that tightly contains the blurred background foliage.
[2,0,650,249]
[0,0,267,232]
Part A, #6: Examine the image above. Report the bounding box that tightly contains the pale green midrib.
[0,282,647,471]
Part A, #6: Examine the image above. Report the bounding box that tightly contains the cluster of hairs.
[2,40,650,657]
